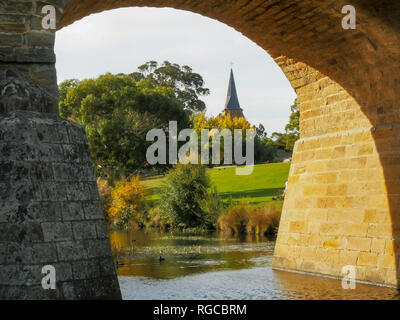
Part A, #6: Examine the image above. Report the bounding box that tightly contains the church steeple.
[225,69,241,110]
[221,68,245,119]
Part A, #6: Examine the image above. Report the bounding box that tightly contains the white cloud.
[55,7,296,133]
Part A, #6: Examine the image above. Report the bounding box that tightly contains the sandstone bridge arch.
[1,0,400,299]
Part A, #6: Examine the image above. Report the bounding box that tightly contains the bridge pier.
[0,1,121,299]
[272,59,400,287]
[0,111,121,299]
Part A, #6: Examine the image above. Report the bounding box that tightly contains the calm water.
[110,229,400,300]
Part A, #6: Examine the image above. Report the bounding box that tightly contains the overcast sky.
[55,7,296,134]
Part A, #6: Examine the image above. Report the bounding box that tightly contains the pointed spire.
[224,69,241,110]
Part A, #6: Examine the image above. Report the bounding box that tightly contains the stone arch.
[1,0,400,299]
[58,0,400,287]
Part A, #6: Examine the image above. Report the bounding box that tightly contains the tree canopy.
[284,99,300,151]
[271,99,300,152]
[130,60,210,113]
[191,113,276,164]
[59,72,190,179]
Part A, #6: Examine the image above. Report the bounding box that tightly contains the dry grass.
[217,204,281,236]
[97,177,112,214]
[247,206,281,235]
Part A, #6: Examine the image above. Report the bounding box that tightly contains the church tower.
[221,69,245,119]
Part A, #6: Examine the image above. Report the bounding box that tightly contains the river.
[109,229,400,300]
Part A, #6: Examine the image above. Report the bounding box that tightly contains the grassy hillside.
[141,163,291,208]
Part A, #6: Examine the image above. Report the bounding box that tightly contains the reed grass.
[217,204,281,236]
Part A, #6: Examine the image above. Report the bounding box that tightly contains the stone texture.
[272,59,400,287]
[0,112,121,300]
[0,64,58,114]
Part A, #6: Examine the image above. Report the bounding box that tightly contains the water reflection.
[109,229,275,279]
[111,229,400,300]
[272,270,400,300]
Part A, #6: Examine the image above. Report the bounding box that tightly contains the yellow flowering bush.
[191,113,254,165]
[191,112,252,133]
[107,175,148,228]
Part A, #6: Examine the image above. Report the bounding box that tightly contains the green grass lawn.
[141,163,291,208]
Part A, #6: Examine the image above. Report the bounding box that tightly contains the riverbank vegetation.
[99,162,289,235]
[217,205,281,235]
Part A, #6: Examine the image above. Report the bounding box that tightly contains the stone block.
[53,262,73,282]
[322,236,346,249]
[87,182,101,200]
[82,201,104,220]
[72,260,100,280]
[0,265,42,286]
[98,257,117,276]
[25,31,55,48]
[342,223,368,237]
[367,224,392,239]
[0,33,23,47]
[31,242,58,264]
[67,124,87,145]
[65,182,91,201]
[385,240,395,255]
[0,243,6,264]
[289,221,306,233]
[14,48,56,63]
[53,163,88,181]
[57,241,87,261]
[5,242,34,264]
[338,251,358,266]
[84,239,112,259]
[0,1,32,14]
[72,221,97,240]
[62,143,90,163]
[83,276,121,300]
[41,222,73,242]
[61,201,84,221]
[41,182,68,201]
[37,143,64,162]
[0,221,43,243]
[357,252,378,267]
[378,254,396,269]
[347,236,371,252]
[320,222,342,235]
[370,238,386,253]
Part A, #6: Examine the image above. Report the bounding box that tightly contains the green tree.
[285,99,300,151]
[159,164,218,229]
[133,60,210,113]
[254,124,276,163]
[59,73,190,179]
[271,132,287,150]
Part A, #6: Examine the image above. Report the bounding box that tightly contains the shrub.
[107,175,148,229]
[144,207,172,230]
[199,187,224,226]
[159,164,217,229]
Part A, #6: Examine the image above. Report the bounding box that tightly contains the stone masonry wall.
[0,111,121,299]
[0,0,121,299]
[0,1,60,114]
[273,58,399,286]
